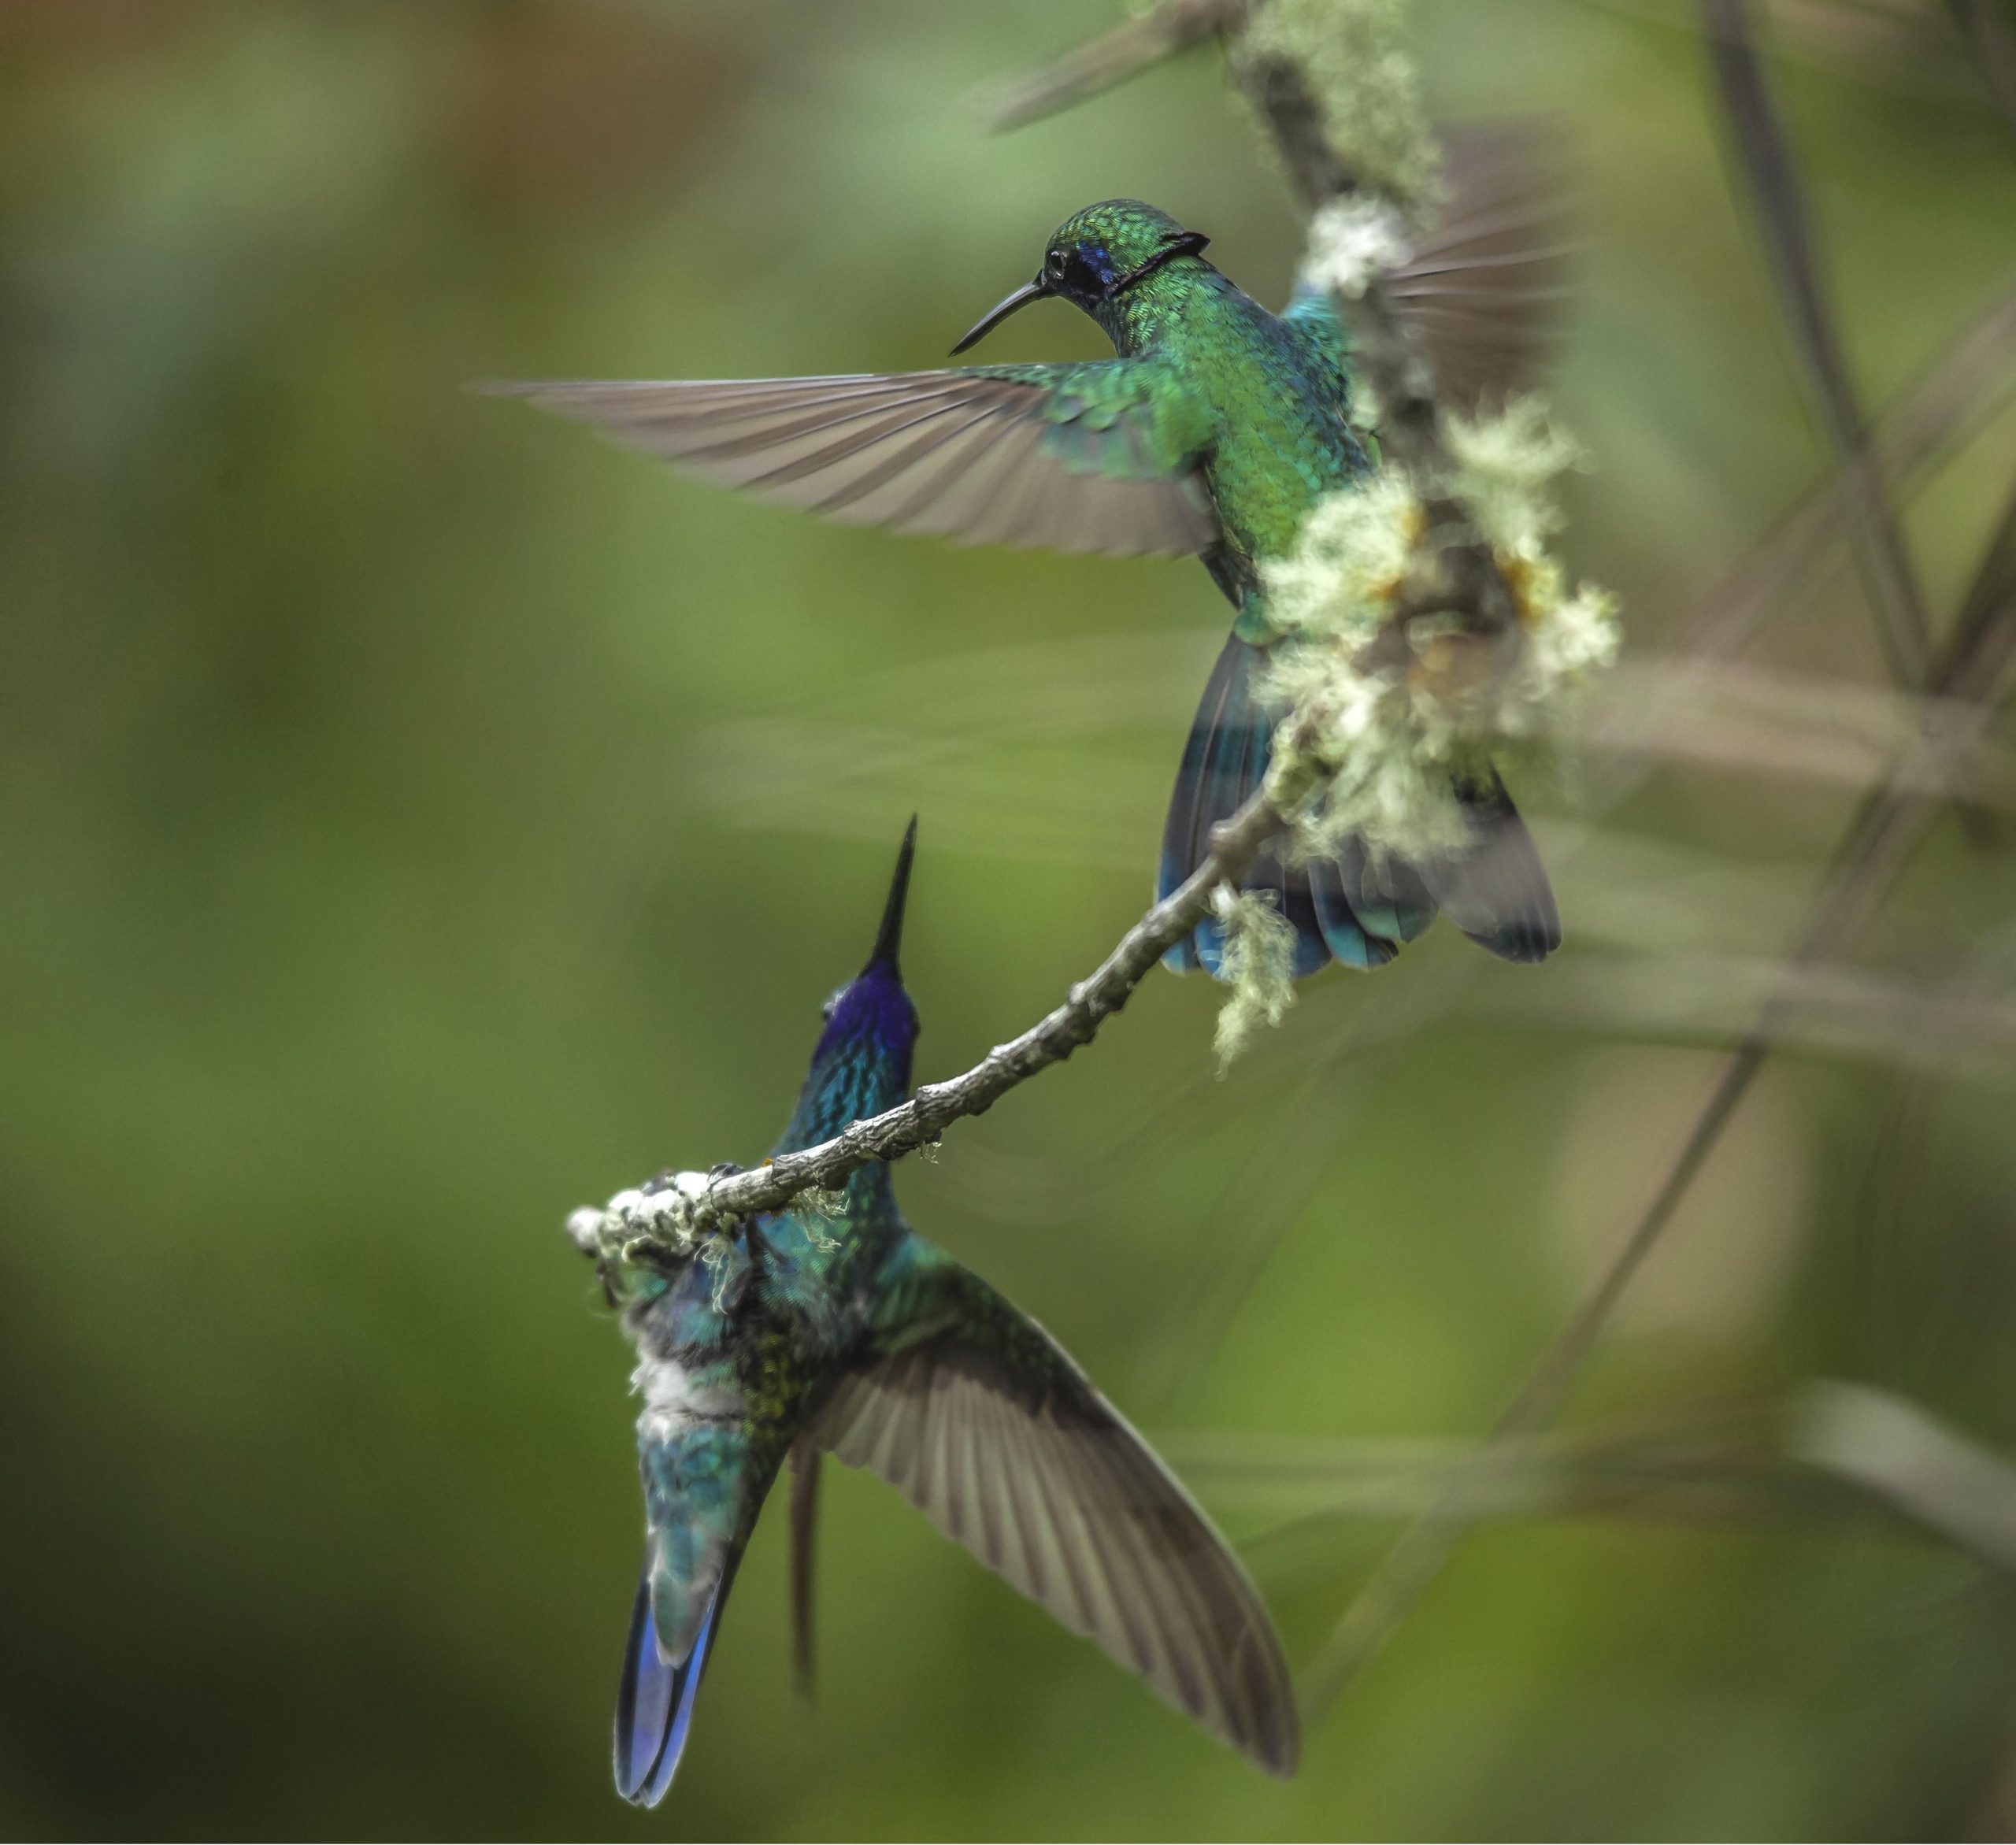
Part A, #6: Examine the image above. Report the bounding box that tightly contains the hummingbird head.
[784,818,922,1147]
[951,200,1212,355]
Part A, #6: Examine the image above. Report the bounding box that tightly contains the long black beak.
[865,816,918,976]
[950,280,1047,356]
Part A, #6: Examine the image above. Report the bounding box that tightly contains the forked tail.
[613,1557,739,1808]
[1157,633,1560,974]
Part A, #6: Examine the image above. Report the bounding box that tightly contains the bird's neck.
[1094,258,1240,356]
[776,1042,909,1165]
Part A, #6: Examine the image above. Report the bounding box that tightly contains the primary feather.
[491,364,1218,557]
[811,1247,1298,1776]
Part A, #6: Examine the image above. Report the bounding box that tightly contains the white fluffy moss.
[1213,886,1299,1071]
[1262,470,1423,635]
[1259,397,1620,865]
[1303,195,1414,300]
[1444,396,1587,558]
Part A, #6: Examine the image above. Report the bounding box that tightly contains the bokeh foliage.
[5,0,2016,1836]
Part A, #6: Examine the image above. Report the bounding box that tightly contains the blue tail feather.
[613,1562,736,1807]
[1310,858,1399,970]
[1160,634,1396,976]
[1340,838,1436,947]
[1158,634,1562,973]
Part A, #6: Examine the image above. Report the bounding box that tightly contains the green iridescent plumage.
[501,181,1562,972]
[595,822,1297,1806]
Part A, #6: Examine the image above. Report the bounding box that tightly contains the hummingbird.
[587,820,1298,1805]
[498,146,1562,975]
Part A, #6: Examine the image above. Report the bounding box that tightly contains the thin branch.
[1567,0,1983,103]
[1178,1417,1877,1532]
[1794,1379,2016,1573]
[1584,656,2016,810]
[1165,1384,2016,1574]
[1680,275,2016,665]
[1481,949,2016,1073]
[1947,0,2016,141]
[1700,0,1934,685]
[979,0,1243,132]
[576,776,1297,1245]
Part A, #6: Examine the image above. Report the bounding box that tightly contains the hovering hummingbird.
[587,820,1297,1805]
[499,143,1563,974]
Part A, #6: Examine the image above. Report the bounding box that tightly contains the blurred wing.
[1286,118,1572,412]
[490,362,1219,558]
[1390,120,1574,409]
[1417,767,1561,963]
[808,1251,1298,1776]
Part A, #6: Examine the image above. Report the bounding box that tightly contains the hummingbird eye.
[1043,250,1067,286]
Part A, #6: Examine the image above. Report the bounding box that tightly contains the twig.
[1677,276,2016,665]
[1699,0,1933,686]
[979,0,1244,132]
[1225,44,1456,484]
[1947,0,2016,142]
[1481,949,2016,1073]
[580,776,1297,1244]
[1166,1383,2016,1573]
[1566,0,1982,103]
[1582,657,2016,810]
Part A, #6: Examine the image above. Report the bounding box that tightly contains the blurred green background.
[6,0,2016,1836]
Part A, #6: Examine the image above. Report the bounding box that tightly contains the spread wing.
[1288,118,1573,412]
[808,1244,1298,1777]
[489,361,1220,558]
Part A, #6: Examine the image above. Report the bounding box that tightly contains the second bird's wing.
[491,361,1220,558]
[807,1242,1298,1778]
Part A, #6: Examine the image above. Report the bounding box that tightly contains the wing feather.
[491,365,1219,558]
[1391,120,1573,409]
[1416,768,1562,962]
[1284,119,1572,412]
[810,1261,1299,1776]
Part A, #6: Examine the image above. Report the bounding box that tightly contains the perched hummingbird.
[587,820,1297,1804]
[500,146,1564,976]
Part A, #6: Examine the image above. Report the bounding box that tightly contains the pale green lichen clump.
[1259,397,1620,866]
[1213,886,1299,1071]
[1444,395,1585,557]
[798,1185,846,1253]
[1303,195,1414,302]
[1239,0,1440,217]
